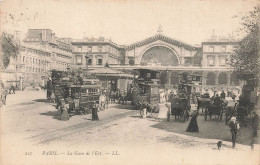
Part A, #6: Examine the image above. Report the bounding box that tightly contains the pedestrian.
[91,101,99,121]
[141,103,147,118]
[186,112,199,132]
[251,112,259,149]
[232,92,236,102]
[229,116,239,148]
[220,90,226,99]
[100,93,106,110]
[46,77,53,101]
[11,84,15,94]
[252,112,259,136]
[59,99,70,121]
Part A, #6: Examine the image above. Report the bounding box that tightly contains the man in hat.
[91,101,99,121]
[46,77,53,101]
[229,116,239,148]
[220,90,226,99]
[252,112,259,137]
[251,111,259,149]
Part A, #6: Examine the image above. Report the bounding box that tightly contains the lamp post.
[66,64,70,77]
[85,54,90,77]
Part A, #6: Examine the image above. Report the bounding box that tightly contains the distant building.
[201,34,240,87]
[1,29,74,89]
[1,27,241,91]
[71,37,125,69]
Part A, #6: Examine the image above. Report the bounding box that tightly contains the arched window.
[230,72,239,86]
[206,72,216,85]
[218,72,228,85]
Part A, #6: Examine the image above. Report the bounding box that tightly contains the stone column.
[202,72,207,86]
[215,72,219,85]
[227,72,231,86]
[167,70,171,85]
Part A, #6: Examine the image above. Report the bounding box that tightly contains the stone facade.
[1,29,73,89]
[71,37,125,69]
[1,29,240,90]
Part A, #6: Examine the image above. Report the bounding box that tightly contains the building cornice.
[126,34,201,51]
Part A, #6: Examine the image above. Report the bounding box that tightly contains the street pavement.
[1,91,259,165]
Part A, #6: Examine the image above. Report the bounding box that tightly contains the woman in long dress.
[186,112,199,132]
[92,101,99,121]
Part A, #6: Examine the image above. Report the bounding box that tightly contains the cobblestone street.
[1,91,259,165]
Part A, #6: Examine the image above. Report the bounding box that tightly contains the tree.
[230,5,260,87]
[1,33,20,69]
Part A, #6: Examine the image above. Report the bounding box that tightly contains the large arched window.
[218,72,228,85]
[141,46,179,66]
[230,72,239,86]
[206,72,216,85]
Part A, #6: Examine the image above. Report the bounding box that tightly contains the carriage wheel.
[204,108,208,121]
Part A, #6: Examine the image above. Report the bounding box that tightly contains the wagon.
[136,83,160,118]
[68,84,101,114]
[168,96,190,122]
[204,98,226,121]
[197,97,211,114]
[236,85,257,126]
[130,69,160,118]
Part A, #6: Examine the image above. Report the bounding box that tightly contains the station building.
[72,30,241,91]
[1,28,241,91]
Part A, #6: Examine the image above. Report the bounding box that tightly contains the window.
[184,57,192,66]
[88,46,92,52]
[219,56,226,66]
[23,56,25,62]
[156,73,160,79]
[98,46,102,52]
[76,56,82,65]
[208,56,214,66]
[147,73,151,78]
[77,46,82,52]
[209,46,214,52]
[221,46,226,52]
[97,59,102,65]
[87,59,92,65]
[33,58,35,64]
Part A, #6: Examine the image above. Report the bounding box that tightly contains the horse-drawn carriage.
[50,70,101,116]
[168,73,192,122]
[197,94,211,114]
[130,69,160,117]
[236,85,257,126]
[68,82,101,114]
[204,97,227,121]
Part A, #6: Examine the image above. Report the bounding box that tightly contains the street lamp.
[85,54,90,77]
[66,64,71,76]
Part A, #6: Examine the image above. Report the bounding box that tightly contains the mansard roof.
[126,34,200,51]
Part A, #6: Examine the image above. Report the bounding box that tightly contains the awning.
[88,68,133,79]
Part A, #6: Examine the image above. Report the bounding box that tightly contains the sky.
[0,0,258,46]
